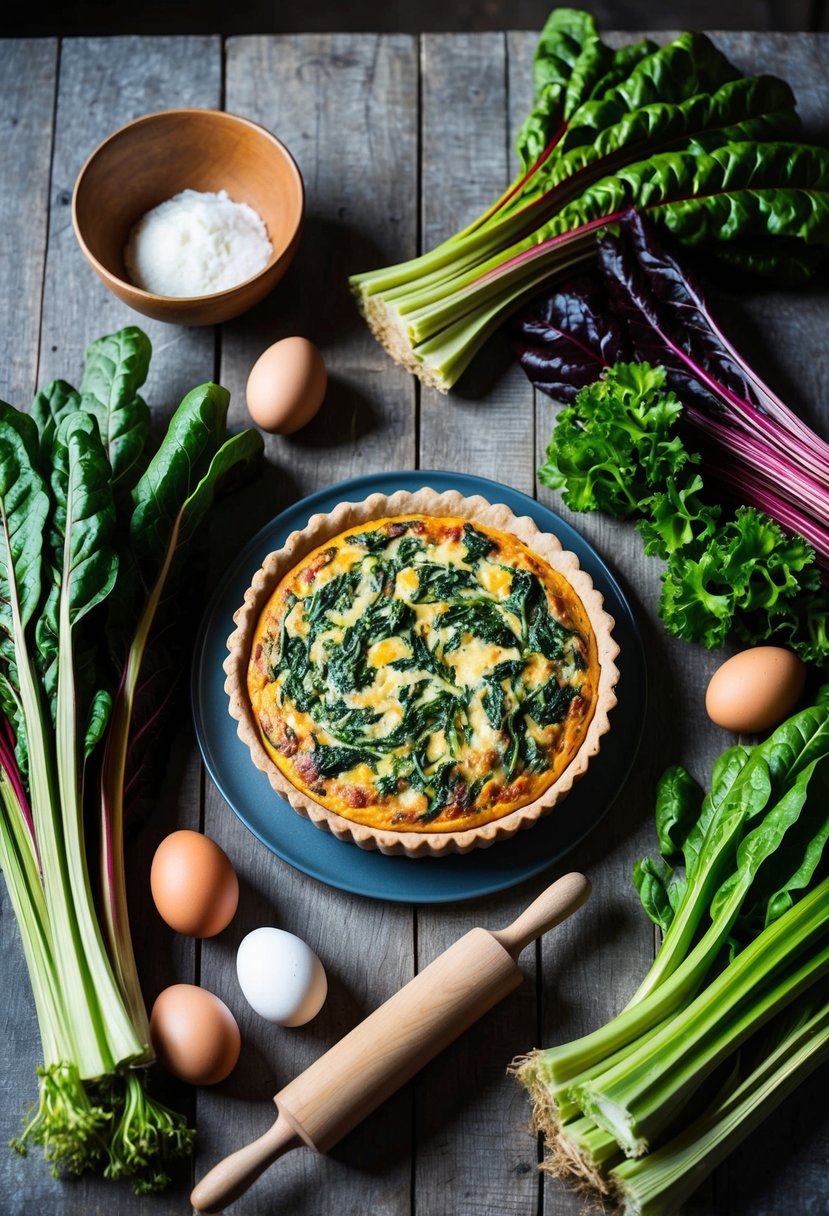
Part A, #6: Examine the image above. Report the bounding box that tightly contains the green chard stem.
[578,877,829,1157]
[610,997,829,1216]
[100,530,179,1044]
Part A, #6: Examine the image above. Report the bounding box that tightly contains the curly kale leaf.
[660,507,820,650]
[538,362,689,515]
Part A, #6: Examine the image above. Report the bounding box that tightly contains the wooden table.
[1,28,828,1216]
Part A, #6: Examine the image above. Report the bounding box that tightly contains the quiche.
[226,489,619,856]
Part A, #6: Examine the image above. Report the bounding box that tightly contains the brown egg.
[150,984,241,1086]
[150,830,239,937]
[705,646,807,734]
[245,335,327,434]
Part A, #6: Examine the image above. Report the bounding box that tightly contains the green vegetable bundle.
[538,360,829,662]
[350,8,829,392]
[0,329,262,1190]
[516,699,829,1214]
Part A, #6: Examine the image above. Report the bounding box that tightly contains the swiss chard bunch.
[351,8,829,392]
[517,698,829,1212]
[0,328,263,1191]
[529,212,829,662]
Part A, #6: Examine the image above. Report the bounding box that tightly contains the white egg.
[236,926,328,1026]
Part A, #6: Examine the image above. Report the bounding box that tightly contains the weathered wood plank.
[197,32,419,1216]
[418,33,534,489]
[414,32,540,1216]
[0,45,58,1207]
[0,35,221,1216]
[0,40,56,408]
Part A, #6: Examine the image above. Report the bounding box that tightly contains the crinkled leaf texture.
[79,328,151,486]
[112,384,264,821]
[36,411,118,734]
[516,275,630,401]
[537,361,688,516]
[0,404,50,776]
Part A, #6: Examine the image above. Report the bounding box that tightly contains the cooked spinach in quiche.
[247,515,600,833]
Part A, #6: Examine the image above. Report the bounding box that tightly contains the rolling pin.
[191,870,589,1213]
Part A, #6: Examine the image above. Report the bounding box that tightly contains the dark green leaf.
[36,412,118,719]
[31,380,81,460]
[462,523,498,563]
[80,328,152,485]
[440,599,518,652]
[310,741,376,778]
[525,680,578,728]
[0,403,50,774]
[655,764,704,865]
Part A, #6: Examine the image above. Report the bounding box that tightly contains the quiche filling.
[247,515,600,833]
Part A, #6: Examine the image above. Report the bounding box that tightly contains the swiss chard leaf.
[462,523,497,563]
[557,32,741,155]
[516,8,604,168]
[515,274,630,402]
[439,599,518,652]
[36,412,118,726]
[542,74,797,200]
[0,404,50,775]
[633,855,685,934]
[655,764,704,866]
[710,754,827,931]
[542,141,829,285]
[103,387,264,842]
[310,741,376,778]
[408,562,479,603]
[129,384,262,594]
[31,380,81,460]
[525,680,578,728]
[80,328,152,485]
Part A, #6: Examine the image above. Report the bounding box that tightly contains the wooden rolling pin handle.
[190,1112,301,1213]
[492,871,591,959]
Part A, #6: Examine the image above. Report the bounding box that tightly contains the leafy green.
[516,8,604,168]
[0,405,51,774]
[539,362,687,514]
[660,508,819,650]
[526,680,578,728]
[311,740,377,778]
[440,599,518,652]
[0,328,259,1194]
[408,561,479,602]
[538,353,828,661]
[352,11,821,393]
[519,696,829,1197]
[462,523,497,562]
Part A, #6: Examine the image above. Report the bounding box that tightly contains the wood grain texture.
[0,41,57,1211]
[0,40,56,408]
[418,32,534,488]
[197,32,419,1216]
[414,32,540,1216]
[38,36,221,408]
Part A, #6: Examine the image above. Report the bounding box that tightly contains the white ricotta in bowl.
[124,188,273,297]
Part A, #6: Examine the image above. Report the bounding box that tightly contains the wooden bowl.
[72,108,304,326]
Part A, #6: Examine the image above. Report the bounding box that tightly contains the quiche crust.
[225,489,619,857]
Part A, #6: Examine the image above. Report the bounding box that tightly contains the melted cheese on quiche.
[247,516,600,833]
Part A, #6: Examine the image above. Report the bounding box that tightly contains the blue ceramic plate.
[192,470,646,904]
